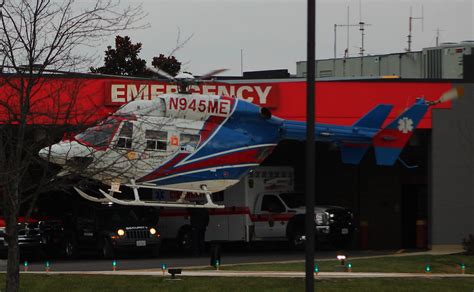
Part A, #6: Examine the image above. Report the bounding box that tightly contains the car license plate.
[136,240,146,247]
[341,228,349,235]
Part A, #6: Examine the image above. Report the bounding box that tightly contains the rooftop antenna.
[359,0,362,23]
[346,6,350,57]
[333,6,359,58]
[406,5,424,52]
[358,21,371,56]
[434,28,444,47]
[240,49,244,76]
[357,0,371,57]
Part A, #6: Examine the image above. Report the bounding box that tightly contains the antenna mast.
[333,6,360,58]
[358,21,371,56]
[357,0,371,57]
[406,5,424,52]
[435,28,444,47]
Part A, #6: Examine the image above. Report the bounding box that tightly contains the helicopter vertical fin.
[339,104,392,164]
[339,104,393,164]
[339,143,370,164]
[352,104,393,129]
[373,99,429,166]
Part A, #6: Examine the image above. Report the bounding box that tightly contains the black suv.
[0,216,64,258]
[61,203,161,259]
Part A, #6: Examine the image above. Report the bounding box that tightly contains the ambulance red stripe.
[160,207,295,223]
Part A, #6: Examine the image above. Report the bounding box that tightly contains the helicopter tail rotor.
[427,86,464,106]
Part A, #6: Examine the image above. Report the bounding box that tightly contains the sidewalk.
[24,270,474,279]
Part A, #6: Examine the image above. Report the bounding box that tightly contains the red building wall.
[0,75,452,128]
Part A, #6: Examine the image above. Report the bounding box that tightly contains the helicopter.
[39,69,463,208]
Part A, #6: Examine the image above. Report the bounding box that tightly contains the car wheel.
[288,227,306,250]
[64,238,78,259]
[33,247,47,261]
[151,243,161,258]
[102,239,115,259]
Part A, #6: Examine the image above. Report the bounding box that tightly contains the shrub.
[462,234,474,255]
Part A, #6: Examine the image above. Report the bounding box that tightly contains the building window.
[180,133,200,152]
[146,130,167,151]
[115,121,133,149]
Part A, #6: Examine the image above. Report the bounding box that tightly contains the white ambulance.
[158,166,354,250]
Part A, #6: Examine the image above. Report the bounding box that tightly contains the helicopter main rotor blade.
[199,68,228,80]
[148,67,175,80]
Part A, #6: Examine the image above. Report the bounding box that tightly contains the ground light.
[161,263,167,276]
[23,261,28,272]
[45,261,50,272]
[337,255,346,265]
[425,264,431,273]
[460,263,466,274]
[346,262,352,272]
[215,260,220,271]
[314,263,319,276]
[112,260,117,271]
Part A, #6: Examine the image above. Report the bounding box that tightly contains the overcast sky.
[99,0,473,76]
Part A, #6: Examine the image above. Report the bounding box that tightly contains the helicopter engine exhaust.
[260,107,272,120]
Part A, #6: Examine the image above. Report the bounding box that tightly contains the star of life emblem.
[398,117,414,134]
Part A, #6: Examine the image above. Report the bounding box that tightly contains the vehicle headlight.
[149,228,157,235]
[117,229,125,236]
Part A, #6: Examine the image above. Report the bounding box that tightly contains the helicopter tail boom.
[279,100,430,166]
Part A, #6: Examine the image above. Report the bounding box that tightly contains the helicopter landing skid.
[73,182,224,209]
[74,187,111,204]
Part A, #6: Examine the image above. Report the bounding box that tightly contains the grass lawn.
[1,274,474,292]
[219,254,474,274]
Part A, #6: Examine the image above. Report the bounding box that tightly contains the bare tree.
[0,0,146,291]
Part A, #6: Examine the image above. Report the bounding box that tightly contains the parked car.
[0,215,64,258]
[60,202,161,259]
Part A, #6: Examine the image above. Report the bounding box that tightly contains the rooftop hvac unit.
[424,49,442,79]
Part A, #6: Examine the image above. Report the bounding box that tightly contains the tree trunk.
[4,188,20,292]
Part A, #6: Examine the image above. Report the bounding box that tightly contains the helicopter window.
[180,133,200,152]
[75,117,121,148]
[115,121,133,149]
[145,130,167,151]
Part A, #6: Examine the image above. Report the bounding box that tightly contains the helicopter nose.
[39,142,70,165]
[38,147,51,160]
[39,141,92,166]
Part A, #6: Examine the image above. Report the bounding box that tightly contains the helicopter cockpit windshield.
[75,116,122,149]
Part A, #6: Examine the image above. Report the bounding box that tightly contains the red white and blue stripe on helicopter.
[137,96,279,191]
